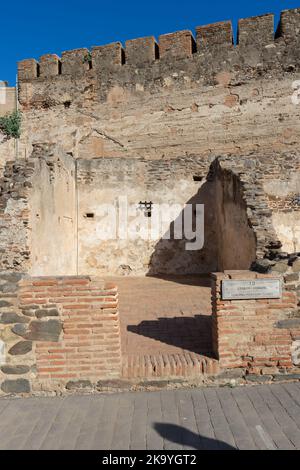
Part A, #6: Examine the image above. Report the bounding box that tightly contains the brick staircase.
[122,352,219,380]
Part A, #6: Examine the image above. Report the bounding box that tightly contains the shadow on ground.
[154,423,236,450]
[127,315,213,356]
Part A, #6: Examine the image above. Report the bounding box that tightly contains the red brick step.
[122,352,219,379]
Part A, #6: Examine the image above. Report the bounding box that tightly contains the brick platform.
[0,275,122,395]
[212,271,300,374]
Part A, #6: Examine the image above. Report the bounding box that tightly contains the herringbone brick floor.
[110,275,212,356]
[108,276,214,379]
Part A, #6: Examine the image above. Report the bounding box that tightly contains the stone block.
[159,30,195,59]
[125,36,157,65]
[92,43,123,72]
[292,259,300,272]
[35,309,59,319]
[1,379,30,394]
[285,273,299,282]
[276,8,300,41]
[66,380,93,390]
[217,368,245,379]
[61,48,90,76]
[0,301,12,308]
[246,374,273,383]
[196,21,233,50]
[271,260,289,274]
[238,14,274,47]
[12,320,62,342]
[251,259,275,273]
[276,319,300,329]
[273,373,300,382]
[0,313,30,324]
[8,341,32,356]
[39,54,60,78]
[1,365,30,375]
[18,59,39,80]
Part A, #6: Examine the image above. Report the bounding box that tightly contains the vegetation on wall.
[0,111,21,139]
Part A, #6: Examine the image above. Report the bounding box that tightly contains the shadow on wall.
[127,314,213,356]
[147,164,257,278]
[153,423,236,450]
[147,180,218,277]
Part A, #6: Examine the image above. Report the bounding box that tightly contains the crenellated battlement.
[18,9,300,83]
[14,7,300,164]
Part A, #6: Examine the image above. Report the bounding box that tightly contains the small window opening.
[193,175,203,182]
[85,212,95,218]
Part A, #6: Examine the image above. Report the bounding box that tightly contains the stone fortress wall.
[0,8,300,393]
[7,8,300,277]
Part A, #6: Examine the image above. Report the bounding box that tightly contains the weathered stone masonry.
[0,8,300,392]
[16,9,300,163]
[12,7,300,277]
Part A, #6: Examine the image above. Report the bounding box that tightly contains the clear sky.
[1,0,300,85]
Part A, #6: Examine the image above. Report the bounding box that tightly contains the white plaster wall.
[271,212,300,253]
[77,158,217,276]
[264,174,300,253]
[29,152,77,276]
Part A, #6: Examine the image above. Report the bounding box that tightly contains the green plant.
[0,111,21,139]
[83,52,92,64]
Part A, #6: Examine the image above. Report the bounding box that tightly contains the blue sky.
[1,0,300,85]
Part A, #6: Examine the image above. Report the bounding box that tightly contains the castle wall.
[1,7,299,278]
[16,10,300,168]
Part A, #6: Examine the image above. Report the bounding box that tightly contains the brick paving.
[0,383,300,449]
[109,275,214,379]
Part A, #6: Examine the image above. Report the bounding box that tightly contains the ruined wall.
[77,157,217,275]
[262,154,300,254]
[0,145,77,276]
[0,160,34,272]
[210,154,300,268]
[0,275,121,395]
[29,145,77,276]
[213,164,256,271]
